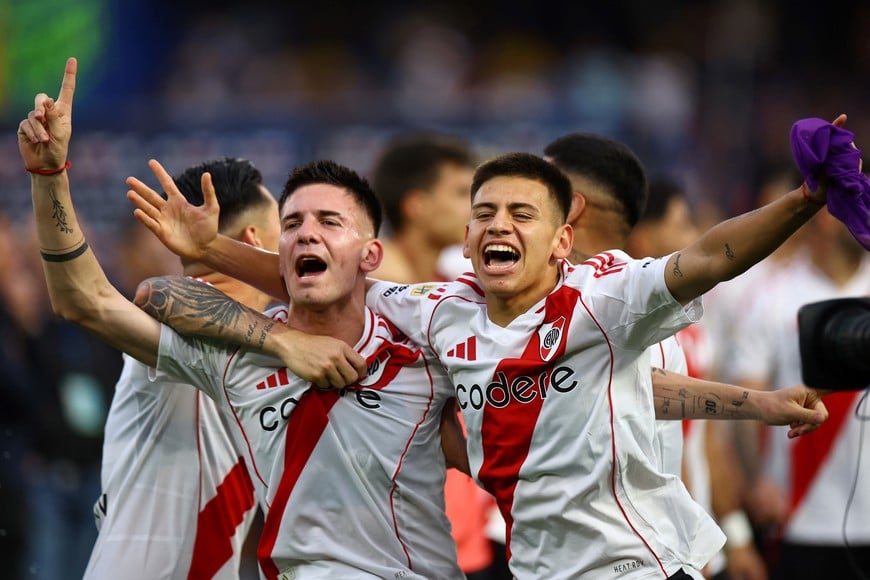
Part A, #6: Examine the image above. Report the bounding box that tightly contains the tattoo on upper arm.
[652,367,666,376]
[138,277,273,346]
[48,185,73,234]
[672,253,683,277]
[724,243,736,261]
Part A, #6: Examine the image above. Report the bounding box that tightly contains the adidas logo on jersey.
[582,251,627,278]
[447,336,477,360]
[255,368,290,390]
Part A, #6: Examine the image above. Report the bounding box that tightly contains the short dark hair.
[642,177,686,223]
[544,133,647,228]
[372,133,474,232]
[471,153,572,222]
[173,157,270,234]
[280,160,383,237]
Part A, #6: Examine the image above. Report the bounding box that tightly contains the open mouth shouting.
[295,255,328,278]
[483,243,520,270]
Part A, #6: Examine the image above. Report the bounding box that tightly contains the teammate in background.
[85,157,278,579]
[730,204,870,578]
[370,132,502,579]
[543,134,689,482]
[134,140,836,578]
[625,176,766,580]
[18,58,465,580]
[371,132,476,283]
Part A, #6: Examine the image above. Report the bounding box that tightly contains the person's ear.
[552,224,574,260]
[462,224,471,258]
[360,239,384,273]
[239,225,264,248]
[566,190,587,225]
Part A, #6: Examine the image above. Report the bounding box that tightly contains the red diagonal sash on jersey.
[257,343,422,579]
[188,458,256,579]
[476,286,577,555]
[258,388,340,579]
[359,341,421,391]
[789,390,859,515]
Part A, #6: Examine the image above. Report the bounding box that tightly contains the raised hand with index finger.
[17,57,77,173]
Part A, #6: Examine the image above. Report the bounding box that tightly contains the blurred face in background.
[651,196,699,255]
[416,161,473,246]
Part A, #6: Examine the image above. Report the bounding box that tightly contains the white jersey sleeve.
[571,251,703,351]
[156,324,231,401]
[367,280,445,347]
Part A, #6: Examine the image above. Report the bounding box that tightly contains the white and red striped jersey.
[156,306,462,580]
[731,254,870,544]
[84,354,256,580]
[367,251,725,579]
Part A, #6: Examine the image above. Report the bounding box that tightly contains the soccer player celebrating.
[18,58,466,580]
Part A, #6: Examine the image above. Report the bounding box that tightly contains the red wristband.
[26,160,71,175]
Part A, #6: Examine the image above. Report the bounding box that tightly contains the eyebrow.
[281,209,345,223]
[471,201,540,214]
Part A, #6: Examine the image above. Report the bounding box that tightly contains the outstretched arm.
[127,160,287,301]
[18,58,161,366]
[664,115,849,305]
[136,276,367,389]
[651,368,828,438]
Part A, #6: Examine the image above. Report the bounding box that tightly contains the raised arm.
[135,275,367,389]
[127,160,287,301]
[18,57,161,366]
[651,368,828,438]
[664,114,849,305]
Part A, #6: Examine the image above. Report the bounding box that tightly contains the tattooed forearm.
[135,276,275,346]
[257,321,275,350]
[48,185,73,233]
[653,372,758,421]
[699,395,720,416]
[672,253,683,277]
[654,387,743,419]
[724,243,736,261]
[654,387,687,418]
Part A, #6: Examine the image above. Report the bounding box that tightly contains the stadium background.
[1,0,868,229]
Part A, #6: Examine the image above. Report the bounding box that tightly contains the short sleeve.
[573,251,703,350]
[366,280,438,346]
[156,323,228,401]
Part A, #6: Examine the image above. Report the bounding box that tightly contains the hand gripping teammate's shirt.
[84,354,257,580]
[156,305,462,580]
[367,250,726,580]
